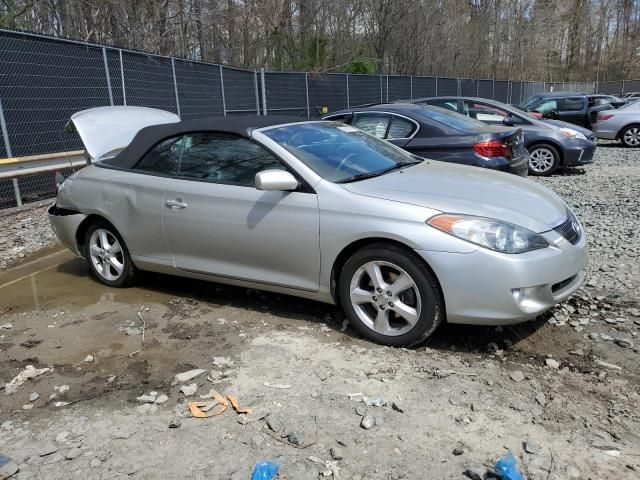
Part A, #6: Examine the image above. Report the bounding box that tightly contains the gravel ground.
[0,200,57,270]
[0,143,639,479]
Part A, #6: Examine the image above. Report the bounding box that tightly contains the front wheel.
[620,125,640,147]
[338,244,443,346]
[84,220,137,287]
[528,144,560,176]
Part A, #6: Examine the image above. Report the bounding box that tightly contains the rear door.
[162,131,321,291]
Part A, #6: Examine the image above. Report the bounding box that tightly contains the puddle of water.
[0,252,170,314]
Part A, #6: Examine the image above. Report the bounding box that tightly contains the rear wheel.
[338,244,443,346]
[528,143,560,176]
[620,125,640,147]
[84,220,137,287]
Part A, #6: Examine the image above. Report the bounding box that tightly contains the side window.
[559,97,584,112]
[134,136,183,175]
[352,114,391,139]
[422,99,459,112]
[463,101,508,124]
[387,117,416,138]
[177,132,284,186]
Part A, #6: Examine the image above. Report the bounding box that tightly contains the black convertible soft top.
[101,115,313,169]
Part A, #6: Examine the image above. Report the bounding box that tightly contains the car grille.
[554,210,582,245]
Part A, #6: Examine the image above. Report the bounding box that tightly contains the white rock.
[22,404,33,410]
[154,394,169,404]
[54,385,70,395]
[29,392,39,402]
[180,383,198,396]
[174,369,206,383]
[56,431,70,443]
[83,355,94,363]
[545,359,560,369]
[136,394,157,403]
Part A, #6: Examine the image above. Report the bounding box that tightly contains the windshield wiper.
[336,159,422,183]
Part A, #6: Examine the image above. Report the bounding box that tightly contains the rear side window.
[352,114,391,138]
[177,132,284,186]
[387,117,416,138]
[134,136,183,175]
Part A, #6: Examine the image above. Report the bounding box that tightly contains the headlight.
[427,214,548,254]
[559,127,587,140]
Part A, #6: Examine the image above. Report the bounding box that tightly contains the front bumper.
[563,139,596,166]
[48,203,87,256]
[417,229,587,325]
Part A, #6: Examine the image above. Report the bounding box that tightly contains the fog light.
[511,287,543,313]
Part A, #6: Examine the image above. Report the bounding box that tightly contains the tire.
[338,243,443,347]
[83,220,137,287]
[527,143,560,176]
[620,125,640,148]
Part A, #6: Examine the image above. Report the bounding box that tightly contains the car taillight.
[473,139,511,158]
[597,113,614,121]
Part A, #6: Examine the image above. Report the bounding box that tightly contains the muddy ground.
[1,144,639,480]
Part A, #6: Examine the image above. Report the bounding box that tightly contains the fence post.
[260,68,267,115]
[254,71,260,115]
[410,76,413,100]
[102,48,114,106]
[305,73,310,118]
[435,77,438,96]
[119,49,127,106]
[476,80,479,98]
[0,96,20,207]
[379,76,383,103]
[171,58,181,118]
[345,74,350,108]
[457,78,461,96]
[219,65,227,116]
[492,79,495,100]
[386,75,389,102]
[622,80,625,95]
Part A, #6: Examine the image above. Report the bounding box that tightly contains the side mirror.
[255,169,299,191]
[502,116,516,127]
[542,110,559,120]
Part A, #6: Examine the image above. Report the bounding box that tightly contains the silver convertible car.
[49,107,587,346]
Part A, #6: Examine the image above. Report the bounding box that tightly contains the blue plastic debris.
[495,451,524,480]
[251,460,279,480]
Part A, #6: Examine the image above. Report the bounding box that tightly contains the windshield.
[519,97,542,110]
[413,106,487,132]
[262,122,421,183]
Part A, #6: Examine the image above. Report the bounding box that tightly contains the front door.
[162,132,321,291]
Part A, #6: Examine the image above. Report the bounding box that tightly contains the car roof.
[329,103,444,116]
[100,115,314,170]
[528,92,586,98]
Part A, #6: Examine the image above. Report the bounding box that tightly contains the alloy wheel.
[89,229,125,281]
[529,147,555,173]
[623,127,640,146]
[348,261,422,336]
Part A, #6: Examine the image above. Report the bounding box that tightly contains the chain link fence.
[0,29,635,209]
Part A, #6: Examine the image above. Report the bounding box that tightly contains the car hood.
[340,161,567,233]
[543,119,593,137]
[67,106,180,161]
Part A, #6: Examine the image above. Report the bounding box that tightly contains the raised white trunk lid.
[68,106,180,160]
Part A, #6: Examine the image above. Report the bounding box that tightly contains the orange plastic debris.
[227,394,252,415]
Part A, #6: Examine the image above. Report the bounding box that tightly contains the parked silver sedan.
[593,100,640,147]
[49,107,587,346]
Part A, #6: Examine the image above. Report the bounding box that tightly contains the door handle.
[165,199,187,209]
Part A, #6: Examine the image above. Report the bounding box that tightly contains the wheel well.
[330,238,444,308]
[75,214,116,256]
[617,123,640,140]
[527,141,564,165]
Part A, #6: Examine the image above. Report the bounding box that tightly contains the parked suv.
[519,92,620,128]
[408,96,596,176]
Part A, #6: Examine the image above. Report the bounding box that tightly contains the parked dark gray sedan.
[324,104,529,176]
[409,97,597,176]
